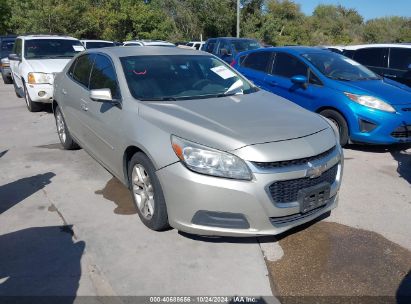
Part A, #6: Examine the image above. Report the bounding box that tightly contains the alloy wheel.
[56,111,67,144]
[132,164,155,219]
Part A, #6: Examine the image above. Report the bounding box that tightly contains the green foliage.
[0,0,12,34]
[0,0,410,45]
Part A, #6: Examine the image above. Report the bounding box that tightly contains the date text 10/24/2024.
[149,297,261,303]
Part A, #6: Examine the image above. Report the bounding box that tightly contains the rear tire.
[54,105,79,150]
[23,83,43,112]
[320,109,349,146]
[128,152,170,231]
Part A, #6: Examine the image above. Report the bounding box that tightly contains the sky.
[294,0,411,20]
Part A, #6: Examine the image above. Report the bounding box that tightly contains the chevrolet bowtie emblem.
[307,162,327,178]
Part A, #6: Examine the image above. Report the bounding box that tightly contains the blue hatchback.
[233,47,411,146]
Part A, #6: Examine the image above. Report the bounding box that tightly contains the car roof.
[87,46,209,58]
[81,39,114,43]
[343,43,411,50]
[207,37,258,41]
[17,35,78,40]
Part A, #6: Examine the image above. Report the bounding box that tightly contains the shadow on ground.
[0,172,55,214]
[390,150,411,184]
[397,270,411,304]
[0,225,84,303]
[0,150,8,158]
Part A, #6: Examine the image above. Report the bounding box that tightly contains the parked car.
[122,40,175,47]
[342,44,411,87]
[320,45,344,54]
[233,47,411,146]
[0,35,16,84]
[52,47,342,236]
[9,35,85,112]
[185,41,205,50]
[81,39,115,49]
[202,37,262,63]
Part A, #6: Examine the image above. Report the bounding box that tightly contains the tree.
[309,4,363,45]
[363,17,411,43]
[0,0,11,34]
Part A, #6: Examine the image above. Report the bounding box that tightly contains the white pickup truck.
[9,35,85,112]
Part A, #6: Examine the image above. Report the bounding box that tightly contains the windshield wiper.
[141,97,177,101]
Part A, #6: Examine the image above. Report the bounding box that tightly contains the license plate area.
[298,182,331,213]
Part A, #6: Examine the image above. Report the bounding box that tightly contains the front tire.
[23,83,42,112]
[3,76,12,84]
[128,152,170,231]
[320,109,349,146]
[54,105,79,150]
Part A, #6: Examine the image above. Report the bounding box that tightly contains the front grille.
[253,146,335,169]
[391,125,411,138]
[268,164,338,203]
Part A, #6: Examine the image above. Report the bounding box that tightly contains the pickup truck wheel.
[54,105,79,150]
[128,152,170,231]
[23,83,42,112]
[319,109,349,146]
[3,76,12,84]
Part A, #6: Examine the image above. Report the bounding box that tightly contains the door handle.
[80,99,88,111]
[80,104,88,111]
[267,80,278,86]
[61,89,67,95]
[384,74,397,78]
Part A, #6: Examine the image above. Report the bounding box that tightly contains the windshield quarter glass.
[302,52,380,81]
[120,55,256,100]
[24,39,84,59]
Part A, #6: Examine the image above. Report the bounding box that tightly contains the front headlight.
[171,135,252,180]
[28,72,54,84]
[344,92,395,113]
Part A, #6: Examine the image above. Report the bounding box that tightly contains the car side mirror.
[90,88,112,102]
[291,75,308,89]
[8,53,21,61]
[90,89,121,108]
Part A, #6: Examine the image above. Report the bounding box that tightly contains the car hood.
[140,90,331,152]
[26,59,72,74]
[339,78,411,106]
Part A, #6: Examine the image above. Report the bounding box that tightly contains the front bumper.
[348,103,411,144]
[26,83,54,103]
[157,146,343,236]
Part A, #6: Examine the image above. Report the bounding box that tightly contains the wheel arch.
[315,106,351,134]
[123,145,154,188]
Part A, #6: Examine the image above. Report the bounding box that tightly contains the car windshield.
[24,39,84,59]
[231,40,261,53]
[302,52,381,81]
[1,39,15,57]
[86,41,115,49]
[121,55,256,100]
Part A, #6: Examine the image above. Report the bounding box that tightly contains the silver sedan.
[53,46,343,236]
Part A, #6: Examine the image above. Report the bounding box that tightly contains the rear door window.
[72,54,94,88]
[205,40,217,53]
[89,54,121,99]
[241,51,271,72]
[353,48,388,68]
[272,52,308,78]
[389,48,411,70]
